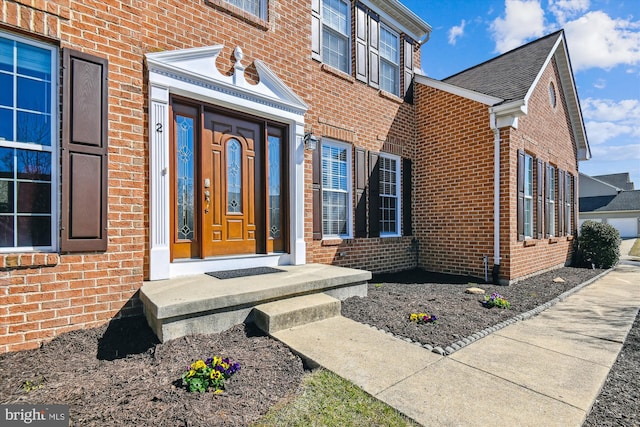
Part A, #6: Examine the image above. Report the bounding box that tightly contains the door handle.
[204,190,210,214]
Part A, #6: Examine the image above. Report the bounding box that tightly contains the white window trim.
[379,152,401,237]
[0,31,58,253]
[321,0,351,75]
[379,23,400,96]
[523,153,533,239]
[321,139,353,239]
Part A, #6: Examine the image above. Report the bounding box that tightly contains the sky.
[402,0,640,188]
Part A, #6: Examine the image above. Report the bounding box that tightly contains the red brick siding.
[0,0,421,352]
[413,84,495,279]
[501,57,578,280]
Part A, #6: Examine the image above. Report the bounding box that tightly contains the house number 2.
[156,123,163,133]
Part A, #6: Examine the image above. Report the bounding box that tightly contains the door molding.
[146,45,308,280]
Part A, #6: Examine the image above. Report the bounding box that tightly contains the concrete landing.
[140,263,370,342]
[271,262,640,426]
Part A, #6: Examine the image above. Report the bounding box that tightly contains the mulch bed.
[0,321,304,426]
[1,264,634,426]
[341,266,607,349]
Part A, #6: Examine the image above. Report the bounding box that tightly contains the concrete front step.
[140,264,370,342]
[254,293,341,334]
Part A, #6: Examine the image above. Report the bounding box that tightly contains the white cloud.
[448,20,466,45]
[593,79,606,89]
[490,0,545,53]
[590,143,640,161]
[563,11,640,71]
[582,98,640,122]
[548,0,590,24]
[582,98,640,145]
[584,121,633,145]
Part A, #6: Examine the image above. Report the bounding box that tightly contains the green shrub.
[577,221,621,268]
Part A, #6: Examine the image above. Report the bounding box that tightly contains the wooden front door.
[202,111,258,256]
[169,101,287,260]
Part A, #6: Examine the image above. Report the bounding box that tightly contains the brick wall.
[0,0,422,352]
[1,0,146,352]
[413,56,580,283]
[501,57,579,281]
[413,84,495,279]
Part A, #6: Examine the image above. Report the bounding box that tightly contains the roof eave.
[360,0,432,42]
[415,74,503,105]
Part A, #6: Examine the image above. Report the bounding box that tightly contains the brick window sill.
[378,89,403,104]
[320,64,355,83]
[548,237,559,244]
[321,238,345,246]
[523,239,537,247]
[1,253,60,270]
[567,235,575,241]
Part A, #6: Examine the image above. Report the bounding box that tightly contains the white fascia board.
[522,35,591,160]
[359,0,431,42]
[415,74,502,105]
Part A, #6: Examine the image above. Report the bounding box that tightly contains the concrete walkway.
[273,261,640,426]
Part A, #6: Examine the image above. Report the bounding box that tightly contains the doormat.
[205,266,284,280]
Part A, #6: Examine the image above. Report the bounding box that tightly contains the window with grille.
[379,154,400,235]
[321,141,351,237]
[321,0,350,73]
[0,33,57,251]
[523,153,533,238]
[379,24,400,95]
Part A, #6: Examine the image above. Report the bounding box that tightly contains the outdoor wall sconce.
[303,132,318,151]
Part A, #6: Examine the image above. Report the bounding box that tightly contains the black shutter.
[402,158,412,236]
[560,170,564,236]
[517,150,525,241]
[368,12,380,89]
[570,173,576,235]
[311,0,321,61]
[355,148,367,237]
[544,163,551,237]
[403,36,414,98]
[61,49,109,252]
[312,144,322,240]
[355,3,368,82]
[368,151,380,237]
[565,171,571,235]
[536,158,543,239]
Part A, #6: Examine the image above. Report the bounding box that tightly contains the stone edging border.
[360,268,614,356]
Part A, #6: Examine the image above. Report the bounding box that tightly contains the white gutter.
[490,113,501,281]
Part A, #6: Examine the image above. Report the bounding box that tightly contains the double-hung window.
[548,166,555,237]
[321,141,352,238]
[379,154,400,236]
[224,0,267,20]
[379,24,400,96]
[321,0,350,73]
[523,153,533,239]
[0,33,57,251]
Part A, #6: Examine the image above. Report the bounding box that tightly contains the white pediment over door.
[146,45,308,115]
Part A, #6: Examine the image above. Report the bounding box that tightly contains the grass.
[253,369,418,427]
[629,239,640,258]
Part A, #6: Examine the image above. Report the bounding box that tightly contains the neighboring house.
[0,1,589,352]
[579,173,640,238]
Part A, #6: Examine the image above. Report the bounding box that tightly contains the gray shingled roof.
[593,173,635,191]
[580,190,640,212]
[443,30,562,103]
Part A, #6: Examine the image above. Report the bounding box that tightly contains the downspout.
[490,113,501,284]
